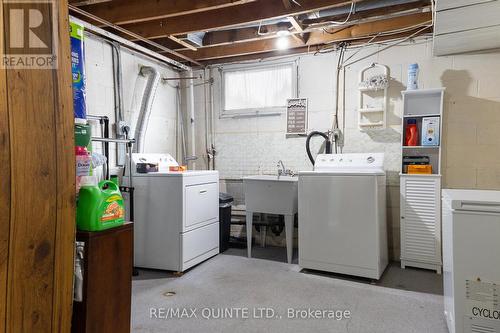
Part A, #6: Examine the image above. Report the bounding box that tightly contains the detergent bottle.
[407,63,419,90]
[75,146,92,193]
[77,176,125,231]
[405,119,418,146]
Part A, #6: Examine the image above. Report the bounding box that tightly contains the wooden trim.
[1,0,75,331]
[52,1,77,332]
[0,2,10,332]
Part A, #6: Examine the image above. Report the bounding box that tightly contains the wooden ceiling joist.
[200,0,430,48]
[121,0,362,40]
[307,12,431,44]
[199,27,432,65]
[174,12,432,61]
[302,0,431,26]
[201,23,289,47]
[79,0,256,25]
[288,16,304,33]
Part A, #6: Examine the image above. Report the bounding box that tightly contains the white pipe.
[209,68,216,169]
[188,70,197,169]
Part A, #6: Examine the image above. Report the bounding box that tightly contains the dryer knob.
[367,156,375,164]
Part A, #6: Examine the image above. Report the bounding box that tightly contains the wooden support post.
[0,0,76,331]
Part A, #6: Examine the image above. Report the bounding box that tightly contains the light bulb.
[276,36,289,50]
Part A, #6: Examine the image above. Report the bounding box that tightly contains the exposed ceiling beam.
[201,46,318,65]
[199,1,430,47]
[69,0,111,5]
[282,0,293,9]
[288,16,304,33]
[121,0,364,40]
[303,0,431,27]
[198,28,432,65]
[68,5,203,66]
[308,12,431,44]
[79,0,256,26]
[201,23,288,47]
[168,36,197,51]
[173,12,431,60]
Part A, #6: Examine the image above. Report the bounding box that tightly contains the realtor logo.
[1,0,58,69]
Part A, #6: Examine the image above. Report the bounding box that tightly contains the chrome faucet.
[277,160,294,177]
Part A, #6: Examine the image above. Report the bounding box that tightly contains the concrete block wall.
[84,34,180,176]
[191,37,500,261]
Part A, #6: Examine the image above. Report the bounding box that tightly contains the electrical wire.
[342,24,432,67]
[257,20,270,36]
[321,1,356,34]
[313,18,432,55]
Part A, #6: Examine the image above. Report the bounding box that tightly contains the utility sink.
[243,175,298,264]
[243,175,298,215]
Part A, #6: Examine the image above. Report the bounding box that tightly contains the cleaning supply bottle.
[74,123,91,147]
[76,146,92,193]
[405,119,418,146]
[77,177,125,231]
[407,63,419,90]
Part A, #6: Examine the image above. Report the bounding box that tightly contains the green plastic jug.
[77,177,125,231]
[74,123,91,148]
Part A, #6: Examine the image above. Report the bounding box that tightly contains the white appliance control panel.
[131,153,179,174]
[314,153,384,172]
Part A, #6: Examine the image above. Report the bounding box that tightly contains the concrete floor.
[132,247,447,333]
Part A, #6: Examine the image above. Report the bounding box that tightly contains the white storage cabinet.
[400,88,444,273]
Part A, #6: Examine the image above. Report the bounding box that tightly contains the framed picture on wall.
[286,98,308,136]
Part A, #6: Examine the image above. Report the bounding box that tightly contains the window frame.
[220,60,298,118]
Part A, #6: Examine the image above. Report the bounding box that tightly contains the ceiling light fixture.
[276,30,290,50]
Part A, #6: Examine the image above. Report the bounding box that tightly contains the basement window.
[221,62,297,117]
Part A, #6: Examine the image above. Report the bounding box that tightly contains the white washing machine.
[298,153,388,280]
[124,153,219,272]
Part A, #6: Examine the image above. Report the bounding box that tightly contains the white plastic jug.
[407,63,419,90]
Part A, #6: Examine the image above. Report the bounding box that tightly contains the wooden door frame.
[0,1,76,331]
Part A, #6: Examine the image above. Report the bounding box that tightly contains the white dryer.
[124,153,219,272]
[298,153,388,280]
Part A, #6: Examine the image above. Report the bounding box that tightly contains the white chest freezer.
[442,189,500,333]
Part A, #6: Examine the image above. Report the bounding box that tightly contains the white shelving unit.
[399,88,445,274]
[358,63,389,130]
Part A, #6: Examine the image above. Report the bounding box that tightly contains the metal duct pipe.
[133,66,161,153]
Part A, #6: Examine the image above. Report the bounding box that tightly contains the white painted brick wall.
[84,34,179,177]
[191,37,500,260]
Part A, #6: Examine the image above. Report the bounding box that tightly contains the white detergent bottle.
[407,63,419,90]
